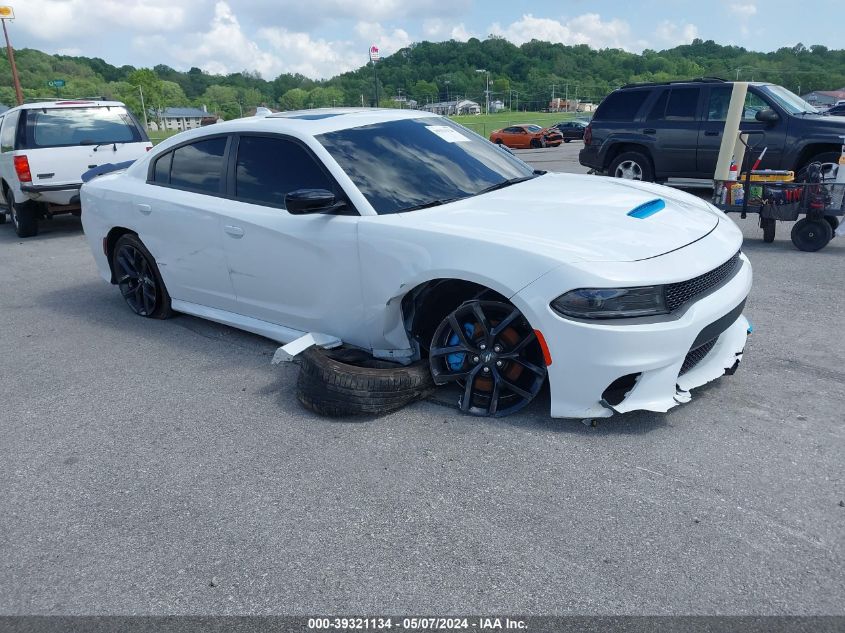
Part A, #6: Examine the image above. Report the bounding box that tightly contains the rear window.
[594,90,650,122]
[23,106,145,149]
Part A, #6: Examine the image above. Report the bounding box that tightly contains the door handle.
[224,225,245,238]
[643,128,656,135]
[136,203,151,215]
[704,130,720,137]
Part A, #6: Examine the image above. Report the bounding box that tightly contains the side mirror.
[285,188,343,214]
[755,108,779,123]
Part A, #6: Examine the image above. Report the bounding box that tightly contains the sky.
[6,0,841,80]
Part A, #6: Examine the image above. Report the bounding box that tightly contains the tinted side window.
[708,87,771,121]
[169,137,227,194]
[152,151,172,184]
[234,136,334,208]
[594,90,650,121]
[665,88,700,121]
[647,90,669,120]
[0,110,20,153]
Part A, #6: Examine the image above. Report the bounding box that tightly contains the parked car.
[823,104,845,117]
[81,108,751,419]
[553,120,587,142]
[0,99,151,237]
[579,78,845,182]
[489,124,562,149]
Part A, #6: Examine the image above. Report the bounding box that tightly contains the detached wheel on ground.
[9,199,41,238]
[429,300,547,417]
[608,151,654,182]
[790,218,833,252]
[111,234,172,318]
[761,217,776,243]
[296,347,434,418]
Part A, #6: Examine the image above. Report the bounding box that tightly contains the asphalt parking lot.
[1,142,843,615]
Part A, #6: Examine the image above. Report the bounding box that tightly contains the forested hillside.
[1,38,843,118]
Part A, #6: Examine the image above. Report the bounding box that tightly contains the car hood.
[395,173,721,263]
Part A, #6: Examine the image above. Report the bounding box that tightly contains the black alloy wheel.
[429,300,547,417]
[112,235,171,318]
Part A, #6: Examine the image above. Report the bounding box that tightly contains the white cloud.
[259,29,359,78]
[354,21,412,55]
[729,3,758,17]
[422,19,474,42]
[490,13,641,51]
[16,0,188,40]
[653,20,699,48]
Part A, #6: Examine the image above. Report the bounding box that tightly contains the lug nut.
[493,345,502,353]
[483,366,490,373]
[496,360,503,367]
[472,356,479,363]
[479,343,487,350]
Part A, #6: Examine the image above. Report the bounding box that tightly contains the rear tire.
[530,138,542,149]
[10,199,39,238]
[761,217,776,243]
[296,347,434,418]
[564,138,571,143]
[111,234,172,318]
[791,218,833,252]
[608,151,655,182]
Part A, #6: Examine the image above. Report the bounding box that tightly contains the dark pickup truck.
[579,78,845,182]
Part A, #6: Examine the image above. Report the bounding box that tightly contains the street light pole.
[1,10,23,106]
[476,69,489,115]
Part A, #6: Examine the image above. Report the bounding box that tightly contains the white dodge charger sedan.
[81,108,752,419]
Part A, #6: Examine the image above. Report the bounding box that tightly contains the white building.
[421,99,481,116]
[148,106,219,132]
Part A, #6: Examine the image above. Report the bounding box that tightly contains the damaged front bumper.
[514,252,753,419]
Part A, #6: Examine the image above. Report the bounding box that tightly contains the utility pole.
[0,7,23,105]
[138,85,149,131]
[564,83,568,112]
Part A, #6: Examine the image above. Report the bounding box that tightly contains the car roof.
[8,100,127,111]
[262,107,439,134]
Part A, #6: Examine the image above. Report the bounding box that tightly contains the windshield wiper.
[474,174,539,196]
[398,197,462,213]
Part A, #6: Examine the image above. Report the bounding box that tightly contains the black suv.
[579,78,845,182]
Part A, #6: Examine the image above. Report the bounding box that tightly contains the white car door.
[137,135,238,312]
[217,134,365,345]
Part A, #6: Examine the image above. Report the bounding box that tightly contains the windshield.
[317,117,535,214]
[759,85,819,115]
[24,106,145,149]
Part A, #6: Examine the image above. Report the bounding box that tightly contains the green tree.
[280,88,309,110]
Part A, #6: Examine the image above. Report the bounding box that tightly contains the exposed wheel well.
[603,143,653,170]
[105,227,137,283]
[795,144,840,171]
[401,279,508,358]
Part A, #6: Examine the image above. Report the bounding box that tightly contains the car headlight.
[551,286,668,319]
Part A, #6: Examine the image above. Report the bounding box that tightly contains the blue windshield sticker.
[627,199,666,219]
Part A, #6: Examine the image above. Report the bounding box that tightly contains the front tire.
[564,138,571,143]
[429,300,547,417]
[111,234,172,318]
[608,151,655,182]
[10,199,40,238]
[791,218,833,252]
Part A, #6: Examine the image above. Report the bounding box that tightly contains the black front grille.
[664,251,741,312]
[680,338,718,375]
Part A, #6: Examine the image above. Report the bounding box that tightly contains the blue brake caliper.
[446,323,475,371]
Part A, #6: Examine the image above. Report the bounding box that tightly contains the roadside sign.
[0,6,14,19]
[369,45,380,62]
[48,79,66,88]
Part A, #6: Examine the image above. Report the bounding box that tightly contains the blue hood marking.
[627,198,666,219]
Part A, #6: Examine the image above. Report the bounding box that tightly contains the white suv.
[0,100,152,237]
